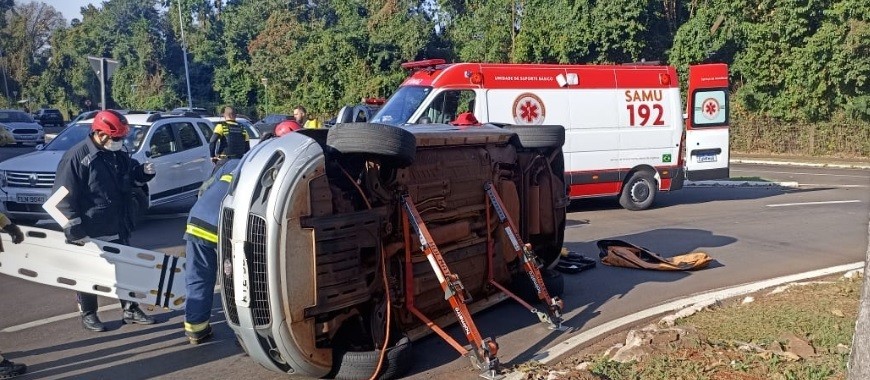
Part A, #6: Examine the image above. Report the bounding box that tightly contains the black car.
[34,108,64,128]
[251,113,291,134]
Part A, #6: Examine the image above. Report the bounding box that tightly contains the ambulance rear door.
[685,64,730,181]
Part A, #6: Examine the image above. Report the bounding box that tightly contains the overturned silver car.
[219,122,568,379]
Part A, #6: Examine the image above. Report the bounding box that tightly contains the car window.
[45,124,91,151]
[197,122,213,141]
[0,111,35,123]
[175,122,203,150]
[237,120,260,138]
[126,125,148,152]
[148,125,177,158]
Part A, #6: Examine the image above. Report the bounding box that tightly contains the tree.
[1,1,65,106]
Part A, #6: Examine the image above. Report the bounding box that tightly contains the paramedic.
[293,105,322,129]
[183,127,290,344]
[53,109,157,332]
[0,213,26,378]
[209,106,250,169]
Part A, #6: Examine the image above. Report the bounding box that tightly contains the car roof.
[80,113,210,126]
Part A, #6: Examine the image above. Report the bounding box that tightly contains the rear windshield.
[0,111,35,123]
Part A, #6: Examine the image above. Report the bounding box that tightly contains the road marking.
[797,184,868,188]
[508,261,865,373]
[1,304,121,333]
[732,168,869,178]
[766,200,861,208]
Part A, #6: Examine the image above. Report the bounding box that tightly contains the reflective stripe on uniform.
[185,224,218,243]
[220,174,233,183]
[184,320,209,333]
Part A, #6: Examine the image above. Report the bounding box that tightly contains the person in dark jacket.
[52,109,157,332]
[0,212,26,378]
[209,106,249,170]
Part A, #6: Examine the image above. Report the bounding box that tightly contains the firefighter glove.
[4,223,24,244]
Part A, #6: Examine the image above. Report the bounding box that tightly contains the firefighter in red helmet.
[274,120,302,137]
[52,109,158,332]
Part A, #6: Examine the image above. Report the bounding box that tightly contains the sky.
[45,0,97,23]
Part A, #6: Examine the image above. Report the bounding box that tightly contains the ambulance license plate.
[697,154,717,163]
[16,193,46,204]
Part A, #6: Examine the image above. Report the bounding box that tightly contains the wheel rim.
[631,180,651,203]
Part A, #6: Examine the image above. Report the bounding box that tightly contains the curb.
[685,180,799,188]
[503,261,865,379]
[732,158,870,170]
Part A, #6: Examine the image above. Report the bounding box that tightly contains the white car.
[0,109,45,146]
[0,113,215,223]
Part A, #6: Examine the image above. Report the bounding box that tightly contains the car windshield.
[48,123,148,152]
[0,111,35,123]
[370,86,432,126]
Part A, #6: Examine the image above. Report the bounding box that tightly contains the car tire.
[326,123,416,167]
[619,171,657,211]
[509,268,565,304]
[505,125,565,149]
[331,335,413,380]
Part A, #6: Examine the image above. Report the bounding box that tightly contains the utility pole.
[87,56,119,110]
[0,49,9,100]
[178,0,193,109]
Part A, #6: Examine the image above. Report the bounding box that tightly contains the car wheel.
[326,123,416,167]
[330,335,412,380]
[509,268,565,304]
[504,125,565,149]
[619,171,657,211]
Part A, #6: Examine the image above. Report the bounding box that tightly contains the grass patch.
[520,275,861,380]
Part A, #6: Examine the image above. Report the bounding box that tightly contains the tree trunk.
[848,213,870,379]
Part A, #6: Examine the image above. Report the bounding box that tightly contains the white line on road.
[766,200,862,208]
[731,168,869,178]
[507,261,865,374]
[1,304,121,333]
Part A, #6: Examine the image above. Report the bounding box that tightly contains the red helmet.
[92,110,129,138]
[274,120,301,137]
[452,112,480,126]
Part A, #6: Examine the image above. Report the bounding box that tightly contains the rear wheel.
[326,123,416,168]
[619,171,657,211]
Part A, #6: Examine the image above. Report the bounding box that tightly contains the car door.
[141,122,181,203]
[172,120,211,191]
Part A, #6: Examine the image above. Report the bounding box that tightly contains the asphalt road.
[0,145,867,379]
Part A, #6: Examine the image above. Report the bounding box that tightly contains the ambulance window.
[418,90,476,124]
[371,86,432,126]
[691,89,729,127]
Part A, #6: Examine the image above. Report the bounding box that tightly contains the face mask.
[104,139,123,151]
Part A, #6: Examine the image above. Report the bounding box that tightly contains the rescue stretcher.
[0,225,187,310]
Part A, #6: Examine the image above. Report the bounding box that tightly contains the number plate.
[697,154,717,163]
[16,194,46,204]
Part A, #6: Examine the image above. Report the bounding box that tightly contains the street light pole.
[177,0,193,109]
[0,49,9,100]
[261,77,269,114]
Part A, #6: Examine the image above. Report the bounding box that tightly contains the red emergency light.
[401,59,446,71]
[363,97,386,106]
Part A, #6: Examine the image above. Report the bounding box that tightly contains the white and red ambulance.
[371,59,730,210]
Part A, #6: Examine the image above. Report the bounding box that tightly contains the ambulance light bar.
[401,59,446,71]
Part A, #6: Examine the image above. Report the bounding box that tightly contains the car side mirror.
[35,144,44,150]
[145,150,152,158]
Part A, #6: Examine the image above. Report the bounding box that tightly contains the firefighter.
[53,109,157,332]
[209,106,250,169]
[0,212,26,378]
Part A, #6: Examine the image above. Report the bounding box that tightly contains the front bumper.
[0,187,52,221]
[218,133,331,377]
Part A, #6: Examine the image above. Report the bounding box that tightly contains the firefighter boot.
[185,323,213,345]
[0,359,26,379]
[122,305,156,325]
[81,313,106,332]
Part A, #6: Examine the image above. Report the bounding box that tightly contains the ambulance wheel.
[619,171,657,211]
[510,268,565,304]
[327,123,416,168]
[505,125,565,149]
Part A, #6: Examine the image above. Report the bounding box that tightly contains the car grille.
[220,208,239,325]
[4,202,47,212]
[247,214,271,327]
[6,172,55,188]
[13,129,38,134]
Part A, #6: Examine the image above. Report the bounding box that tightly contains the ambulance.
[371,59,730,210]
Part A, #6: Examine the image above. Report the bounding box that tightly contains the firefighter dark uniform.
[53,127,157,331]
[184,159,240,344]
[209,120,249,166]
